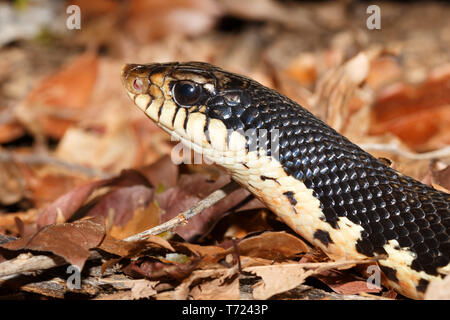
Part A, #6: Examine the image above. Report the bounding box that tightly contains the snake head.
[121,62,268,162]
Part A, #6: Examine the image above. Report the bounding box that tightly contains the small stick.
[124,181,241,242]
[0,251,102,279]
[0,182,241,278]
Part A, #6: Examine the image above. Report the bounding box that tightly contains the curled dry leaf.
[1,216,105,270]
[189,270,239,300]
[309,51,374,131]
[36,179,107,228]
[170,266,240,300]
[125,256,201,282]
[97,235,148,258]
[226,231,310,260]
[0,122,26,144]
[98,233,174,258]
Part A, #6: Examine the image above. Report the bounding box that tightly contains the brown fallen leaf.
[0,122,26,144]
[0,162,27,205]
[125,256,201,282]
[138,155,179,190]
[172,242,226,260]
[21,166,89,209]
[229,231,310,260]
[108,204,161,240]
[130,279,159,299]
[169,266,239,300]
[36,179,107,228]
[189,270,240,300]
[37,169,152,228]
[88,185,156,229]
[97,233,175,259]
[1,216,105,270]
[309,51,375,132]
[314,270,382,295]
[16,52,98,139]
[431,164,450,191]
[125,0,222,41]
[370,64,450,151]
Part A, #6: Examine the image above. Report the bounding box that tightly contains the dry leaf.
[138,155,179,190]
[17,52,98,138]
[230,231,310,260]
[130,279,159,299]
[37,169,152,228]
[370,65,450,150]
[171,266,239,300]
[36,179,107,228]
[0,162,27,205]
[244,263,313,300]
[156,174,251,241]
[1,216,105,270]
[316,273,382,295]
[88,185,155,228]
[125,256,200,282]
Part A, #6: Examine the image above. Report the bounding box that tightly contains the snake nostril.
[133,78,143,91]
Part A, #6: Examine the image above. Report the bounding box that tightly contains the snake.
[121,61,449,299]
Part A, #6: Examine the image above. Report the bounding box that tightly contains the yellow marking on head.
[208,119,228,152]
[159,100,178,129]
[150,73,164,87]
[134,94,151,111]
[173,107,187,133]
[186,112,208,147]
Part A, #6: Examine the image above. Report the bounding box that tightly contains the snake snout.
[121,64,151,95]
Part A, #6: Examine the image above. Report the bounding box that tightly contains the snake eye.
[172,81,202,107]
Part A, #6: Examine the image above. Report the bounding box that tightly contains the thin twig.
[0,182,241,277]
[244,257,382,272]
[359,144,450,160]
[0,251,103,279]
[124,181,241,242]
[0,149,112,178]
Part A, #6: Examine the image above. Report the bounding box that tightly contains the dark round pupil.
[173,81,201,106]
[179,83,195,96]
